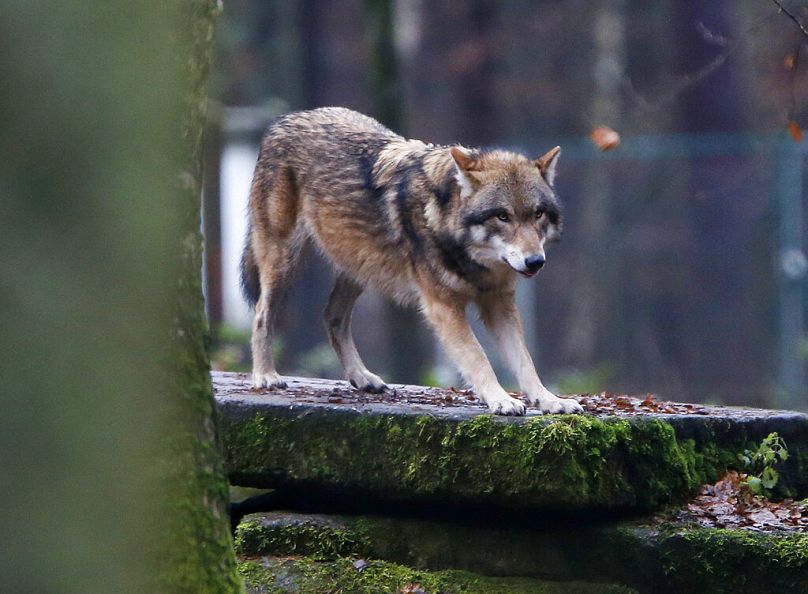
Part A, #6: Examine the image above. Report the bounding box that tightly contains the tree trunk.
[0,1,241,592]
[164,1,243,592]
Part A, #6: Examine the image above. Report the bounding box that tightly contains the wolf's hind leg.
[324,273,387,393]
[249,158,302,389]
[251,241,296,389]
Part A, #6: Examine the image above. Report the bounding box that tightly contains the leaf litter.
[660,470,808,532]
[244,376,716,417]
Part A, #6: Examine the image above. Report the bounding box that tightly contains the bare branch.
[696,21,728,47]
[771,0,808,39]
[626,13,775,113]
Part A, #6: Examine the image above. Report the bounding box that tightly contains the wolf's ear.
[451,147,482,197]
[451,146,483,172]
[535,146,561,187]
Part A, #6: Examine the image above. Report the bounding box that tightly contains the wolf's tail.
[240,228,260,308]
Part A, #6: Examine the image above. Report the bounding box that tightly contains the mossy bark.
[161,1,242,592]
[1,1,239,592]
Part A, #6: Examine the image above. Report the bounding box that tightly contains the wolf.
[241,107,583,416]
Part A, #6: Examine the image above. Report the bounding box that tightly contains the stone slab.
[215,371,808,511]
[235,510,808,594]
[237,556,636,594]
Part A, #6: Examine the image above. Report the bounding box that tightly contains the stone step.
[214,371,808,511]
[237,556,637,594]
[234,510,808,594]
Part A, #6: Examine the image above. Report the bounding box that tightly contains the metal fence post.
[776,137,806,409]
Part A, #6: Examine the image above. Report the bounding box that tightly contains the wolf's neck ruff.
[363,136,497,290]
[433,231,491,290]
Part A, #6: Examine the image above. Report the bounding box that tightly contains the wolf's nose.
[525,255,545,272]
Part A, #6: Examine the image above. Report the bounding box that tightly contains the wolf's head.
[451,146,562,278]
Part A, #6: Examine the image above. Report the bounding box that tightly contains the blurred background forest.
[204,0,808,410]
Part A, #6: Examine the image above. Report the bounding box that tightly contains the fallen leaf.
[667,471,808,532]
[788,121,803,142]
[748,508,778,525]
[784,53,797,71]
[353,559,367,572]
[591,126,621,151]
[706,502,736,516]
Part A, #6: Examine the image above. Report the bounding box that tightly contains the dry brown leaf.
[748,508,778,525]
[672,471,808,532]
[788,121,803,142]
[784,53,797,71]
[591,126,621,151]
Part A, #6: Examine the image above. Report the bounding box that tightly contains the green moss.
[237,557,448,594]
[235,515,372,560]
[237,558,637,594]
[656,529,808,594]
[224,411,712,510]
[234,511,808,593]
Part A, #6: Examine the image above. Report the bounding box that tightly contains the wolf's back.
[240,108,400,308]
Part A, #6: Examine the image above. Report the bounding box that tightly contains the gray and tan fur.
[241,107,582,416]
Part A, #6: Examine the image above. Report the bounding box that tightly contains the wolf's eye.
[496,212,510,222]
[535,210,545,220]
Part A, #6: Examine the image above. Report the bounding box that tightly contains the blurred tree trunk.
[364,0,430,383]
[454,1,500,144]
[0,1,241,592]
[562,0,626,369]
[165,1,243,592]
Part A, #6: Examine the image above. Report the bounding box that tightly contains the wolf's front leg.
[421,294,526,415]
[478,293,583,414]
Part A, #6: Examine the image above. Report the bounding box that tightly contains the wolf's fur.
[242,107,582,415]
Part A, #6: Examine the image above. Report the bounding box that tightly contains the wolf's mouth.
[501,257,537,278]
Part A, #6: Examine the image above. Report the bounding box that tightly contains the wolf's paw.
[548,397,584,414]
[252,371,288,390]
[528,389,584,414]
[483,392,527,416]
[348,369,388,394]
